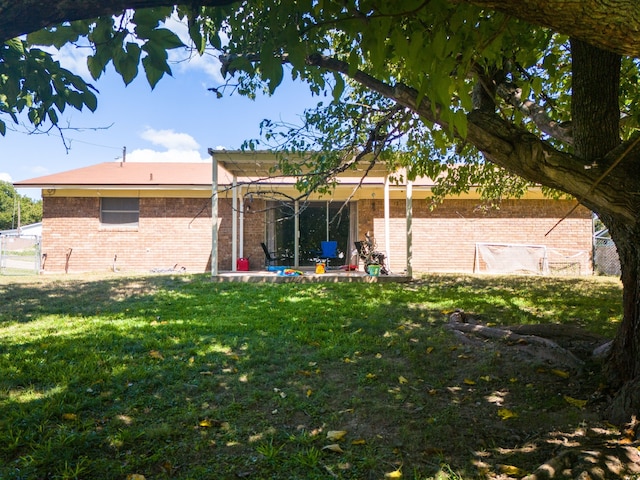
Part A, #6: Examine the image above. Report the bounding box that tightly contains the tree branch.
[306,53,639,223]
[0,0,239,43]
[457,0,640,58]
[496,82,573,144]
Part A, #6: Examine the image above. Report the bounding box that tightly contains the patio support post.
[326,201,330,241]
[239,186,244,259]
[406,179,413,277]
[232,176,238,271]
[295,201,300,267]
[384,176,391,269]
[208,148,219,277]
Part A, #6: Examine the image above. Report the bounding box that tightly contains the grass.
[0,273,623,479]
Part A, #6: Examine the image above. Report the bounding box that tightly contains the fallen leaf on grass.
[351,439,366,445]
[497,408,518,420]
[498,464,526,476]
[322,444,344,453]
[126,475,146,480]
[426,346,434,354]
[149,350,164,360]
[327,430,347,441]
[366,373,377,379]
[463,378,476,385]
[564,395,587,408]
[62,413,78,421]
[480,375,491,382]
[384,469,402,478]
[306,389,313,397]
[398,376,409,384]
[551,369,570,378]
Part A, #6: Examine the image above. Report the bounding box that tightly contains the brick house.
[14,150,594,275]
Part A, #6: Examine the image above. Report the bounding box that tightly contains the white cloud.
[0,173,12,182]
[140,127,200,151]
[127,148,207,163]
[126,128,208,162]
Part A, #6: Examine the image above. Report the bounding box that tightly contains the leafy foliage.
[0,181,42,230]
[0,39,97,136]
[0,0,634,203]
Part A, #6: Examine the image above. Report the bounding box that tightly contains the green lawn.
[0,273,623,479]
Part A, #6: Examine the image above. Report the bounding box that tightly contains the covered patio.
[208,149,418,279]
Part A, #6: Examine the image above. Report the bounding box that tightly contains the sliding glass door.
[273,201,351,266]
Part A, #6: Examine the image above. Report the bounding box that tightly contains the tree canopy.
[0,181,42,230]
[6,0,640,422]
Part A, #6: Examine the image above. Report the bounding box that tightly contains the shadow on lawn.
[0,273,631,479]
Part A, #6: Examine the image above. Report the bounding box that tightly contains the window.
[100,198,139,227]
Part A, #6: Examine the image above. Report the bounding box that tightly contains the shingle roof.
[14,162,234,188]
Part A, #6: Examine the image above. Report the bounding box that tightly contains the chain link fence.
[0,234,41,275]
[593,236,621,276]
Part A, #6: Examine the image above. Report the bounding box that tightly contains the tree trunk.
[602,214,640,423]
[568,41,640,424]
[570,38,620,163]
[602,215,640,388]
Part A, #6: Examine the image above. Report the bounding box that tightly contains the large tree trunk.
[602,214,640,423]
[568,41,640,424]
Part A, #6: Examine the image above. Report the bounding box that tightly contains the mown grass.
[0,273,623,479]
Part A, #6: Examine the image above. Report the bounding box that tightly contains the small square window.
[100,198,139,227]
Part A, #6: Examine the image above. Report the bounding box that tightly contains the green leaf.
[47,108,58,125]
[113,43,141,85]
[83,90,98,112]
[5,38,24,54]
[87,51,110,80]
[142,57,166,89]
[188,19,206,55]
[332,72,344,102]
[147,28,185,50]
[0,120,6,136]
[133,7,173,37]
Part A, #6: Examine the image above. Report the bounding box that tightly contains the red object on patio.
[237,258,249,271]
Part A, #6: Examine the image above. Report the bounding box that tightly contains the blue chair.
[319,241,338,268]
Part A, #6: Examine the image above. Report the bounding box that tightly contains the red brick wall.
[358,198,593,274]
[41,194,593,275]
[42,196,224,273]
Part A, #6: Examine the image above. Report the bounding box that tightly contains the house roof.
[14,161,235,189]
[14,153,403,190]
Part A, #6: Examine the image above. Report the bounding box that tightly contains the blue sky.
[1,20,321,200]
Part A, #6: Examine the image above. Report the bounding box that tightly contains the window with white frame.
[100,198,139,227]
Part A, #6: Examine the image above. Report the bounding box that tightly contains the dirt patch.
[444,311,639,479]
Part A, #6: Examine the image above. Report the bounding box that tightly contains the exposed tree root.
[445,310,640,479]
[444,310,607,371]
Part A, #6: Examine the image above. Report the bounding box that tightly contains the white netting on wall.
[546,248,591,276]
[475,243,591,275]
[475,243,549,275]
